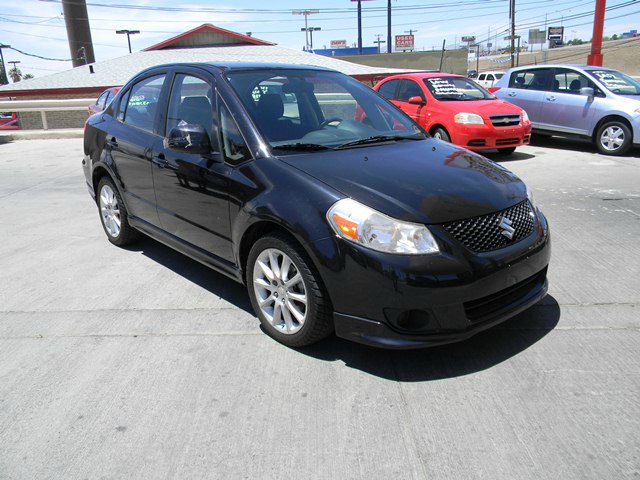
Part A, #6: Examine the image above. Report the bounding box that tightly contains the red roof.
[143,24,274,51]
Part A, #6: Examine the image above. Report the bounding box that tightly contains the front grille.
[464,268,547,323]
[496,137,519,146]
[490,114,521,127]
[442,200,535,253]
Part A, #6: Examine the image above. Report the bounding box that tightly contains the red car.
[88,87,120,116]
[373,73,531,154]
[0,112,19,130]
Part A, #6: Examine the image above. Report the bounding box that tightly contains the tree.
[8,66,22,83]
[612,34,619,40]
[23,73,34,80]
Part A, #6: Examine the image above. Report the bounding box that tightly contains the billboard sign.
[528,29,546,44]
[461,36,476,43]
[395,34,414,51]
[548,26,564,39]
[330,40,347,49]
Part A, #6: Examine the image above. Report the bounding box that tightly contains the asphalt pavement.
[0,137,638,479]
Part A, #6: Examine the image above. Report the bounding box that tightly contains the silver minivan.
[492,65,640,155]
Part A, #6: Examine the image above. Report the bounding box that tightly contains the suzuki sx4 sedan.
[83,63,550,349]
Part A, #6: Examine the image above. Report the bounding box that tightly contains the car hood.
[277,138,527,225]
[436,99,523,117]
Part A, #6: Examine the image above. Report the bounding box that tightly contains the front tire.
[97,176,139,246]
[497,147,517,155]
[596,121,632,156]
[247,233,333,347]
[432,127,451,143]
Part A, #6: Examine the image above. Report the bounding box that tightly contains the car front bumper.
[310,210,550,349]
[451,122,532,150]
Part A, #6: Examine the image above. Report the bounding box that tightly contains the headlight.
[327,198,439,255]
[521,110,530,123]
[454,112,484,125]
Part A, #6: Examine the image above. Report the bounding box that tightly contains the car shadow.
[483,150,536,162]
[530,134,640,158]
[124,235,253,313]
[126,236,559,382]
[295,295,560,382]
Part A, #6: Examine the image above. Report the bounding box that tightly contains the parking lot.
[0,137,639,479]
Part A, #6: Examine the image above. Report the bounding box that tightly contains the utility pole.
[62,0,95,66]
[301,27,321,50]
[405,29,418,36]
[357,0,363,54]
[7,60,20,83]
[374,34,386,54]
[0,44,10,85]
[387,0,392,53]
[588,0,607,66]
[509,0,516,68]
[292,9,319,51]
[439,39,446,71]
[116,29,140,54]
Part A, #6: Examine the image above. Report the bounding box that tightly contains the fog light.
[385,308,434,332]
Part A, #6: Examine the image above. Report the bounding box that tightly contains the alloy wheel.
[99,184,121,238]
[600,126,625,152]
[252,248,307,334]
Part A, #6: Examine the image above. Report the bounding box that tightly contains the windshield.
[587,69,640,95]
[423,76,494,101]
[225,69,425,150]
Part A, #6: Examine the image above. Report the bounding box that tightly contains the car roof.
[141,61,337,74]
[380,72,460,81]
[506,64,617,72]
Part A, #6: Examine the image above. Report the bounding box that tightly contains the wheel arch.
[591,114,633,141]
[429,124,449,136]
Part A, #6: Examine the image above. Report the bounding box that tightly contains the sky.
[1,0,639,79]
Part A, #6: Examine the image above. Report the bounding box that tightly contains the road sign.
[330,40,347,49]
[395,34,414,51]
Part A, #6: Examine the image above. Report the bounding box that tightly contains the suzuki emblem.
[499,216,516,239]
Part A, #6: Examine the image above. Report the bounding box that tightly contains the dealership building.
[0,24,408,130]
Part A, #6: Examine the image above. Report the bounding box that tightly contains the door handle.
[546,95,556,101]
[507,91,516,97]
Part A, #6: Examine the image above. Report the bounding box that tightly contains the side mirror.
[580,87,595,100]
[165,123,212,155]
[408,95,425,105]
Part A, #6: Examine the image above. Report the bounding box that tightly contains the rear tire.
[247,233,333,347]
[97,176,139,246]
[432,127,451,143]
[596,120,632,156]
[497,147,517,155]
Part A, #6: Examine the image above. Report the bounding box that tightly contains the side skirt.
[128,216,244,284]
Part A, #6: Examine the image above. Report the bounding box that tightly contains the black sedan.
[83,62,550,349]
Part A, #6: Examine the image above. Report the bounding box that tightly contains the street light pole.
[116,29,140,54]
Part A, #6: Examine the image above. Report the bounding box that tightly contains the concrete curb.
[0,128,84,142]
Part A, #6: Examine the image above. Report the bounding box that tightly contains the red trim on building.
[143,24,274,51]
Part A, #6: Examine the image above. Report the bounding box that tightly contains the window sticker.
[427,78,463,96]
[591,71,628,89]
[128,95,150,107]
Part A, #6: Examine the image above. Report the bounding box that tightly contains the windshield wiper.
[273,143,334,151]
[336,134,424,150]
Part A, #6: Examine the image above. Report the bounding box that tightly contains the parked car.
[467,69,478,78]
[476,71,505,89]
[83,62,550,349]
[0,111,19,130]
[491,64,640,155]
[88,87,120,116]
[373,73,531,154]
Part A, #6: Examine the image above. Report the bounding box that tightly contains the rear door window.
[397,79,425,102]
[509,69,552,91]
[478,74,486,81]
[377,79,400,100]
[122,74,166,133]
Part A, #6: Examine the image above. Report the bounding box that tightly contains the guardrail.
[0,98,92,130]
